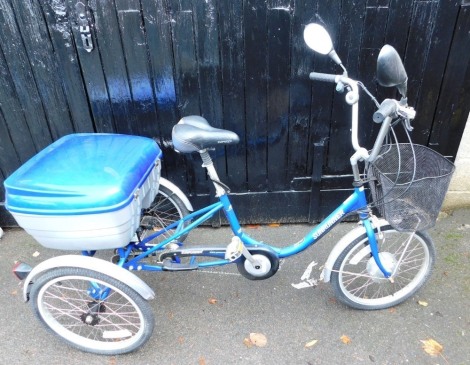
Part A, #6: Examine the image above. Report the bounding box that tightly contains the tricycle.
[7,23,454,355]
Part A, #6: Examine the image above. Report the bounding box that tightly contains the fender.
[22,255,155,302]
[322,218,389,282]
[159,177,193,211]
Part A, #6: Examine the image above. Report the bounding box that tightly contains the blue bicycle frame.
[86,185,390,278]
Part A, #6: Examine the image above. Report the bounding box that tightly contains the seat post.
[199,149,226,196]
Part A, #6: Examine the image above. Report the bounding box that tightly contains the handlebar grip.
[309,72,338,83]
[373,99,398,123]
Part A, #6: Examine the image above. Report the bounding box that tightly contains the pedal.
[162,259,198,271]
[225,236,243,261]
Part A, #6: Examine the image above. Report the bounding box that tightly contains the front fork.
[351,161,392,279]
[361,213,391,278]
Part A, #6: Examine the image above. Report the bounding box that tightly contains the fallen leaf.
[208,297,218,305]
[243,337,253,348]
[10,289,17,296]
[388,307,397,313]
[178,336,184,345]
[304,339,318,348]
[249,333,267,347]
[198,356,206,365]
[108,357,117,365]
[421,338,443,357]
[340,335,352,344]
[246,225,260,229]
[418,300,429,307]
[32,251,40,257]
[268,223,281,227]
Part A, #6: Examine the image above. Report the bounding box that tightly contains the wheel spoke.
[139,187,190,247]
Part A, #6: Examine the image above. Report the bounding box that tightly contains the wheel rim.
[36,275,146,352]
[337,231,431,306]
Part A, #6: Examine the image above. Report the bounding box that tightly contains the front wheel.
[331,226,435,310]
[30,267,155,355]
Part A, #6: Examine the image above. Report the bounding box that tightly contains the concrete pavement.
[0,209,469,365]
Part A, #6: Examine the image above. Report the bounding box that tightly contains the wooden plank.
[287,0,317,181]
[308,142,325,223]
[335,0,367,80]
[42,0,94,133]
[192,0,225,225]
[311,1,345,175]
[192,0,222,129]
[0,113,19,224]
[385,0,414,53]
[171,10,200,117]
[413,0,460,148]
[429,5,470,157]
[115,0,159,137]
[11,0,74,139]
[141,0,187,189]
[322,0,365,177]
[170,9,205,195]
[244,0,268,191]
[0,112,21,176]
[402,0,440,145]
[0,172,17,225]
[358,4,389,151]
[91,0,135,134]
[0,47,36,163]
[217,0,247,191]
[0,0,52,151]
[266,5,291,191]
[66,0,114,132]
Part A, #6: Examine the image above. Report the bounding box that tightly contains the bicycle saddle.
[172,116,240,153]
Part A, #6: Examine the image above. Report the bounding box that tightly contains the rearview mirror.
[377,45,408,97]
[303,23,343,67]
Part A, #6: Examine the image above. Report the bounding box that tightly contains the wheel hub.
[366,252,398,282]
[80,301,106,326]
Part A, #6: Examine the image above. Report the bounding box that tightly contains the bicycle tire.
[331,226,435,310]
[30,267,155,355]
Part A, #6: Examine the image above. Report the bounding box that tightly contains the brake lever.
[403,117,414,132]
[396,104,416,131]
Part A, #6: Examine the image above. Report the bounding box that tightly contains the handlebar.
[373,99,398,123]
[309,71,416,181]
[309,72,339,83]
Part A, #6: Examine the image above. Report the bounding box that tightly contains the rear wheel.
[140,184,190,246]
[30,267,154,355]
[331,226,435,310]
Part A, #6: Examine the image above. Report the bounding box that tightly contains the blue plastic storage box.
[4,134,162,250]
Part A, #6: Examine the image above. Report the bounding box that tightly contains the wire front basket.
[367,144,455,232]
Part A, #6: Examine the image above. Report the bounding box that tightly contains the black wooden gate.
[1,0,469,226]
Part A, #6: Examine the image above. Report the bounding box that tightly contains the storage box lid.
[5,134,162,215]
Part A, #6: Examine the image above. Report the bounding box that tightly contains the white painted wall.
[442,113,470,210]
